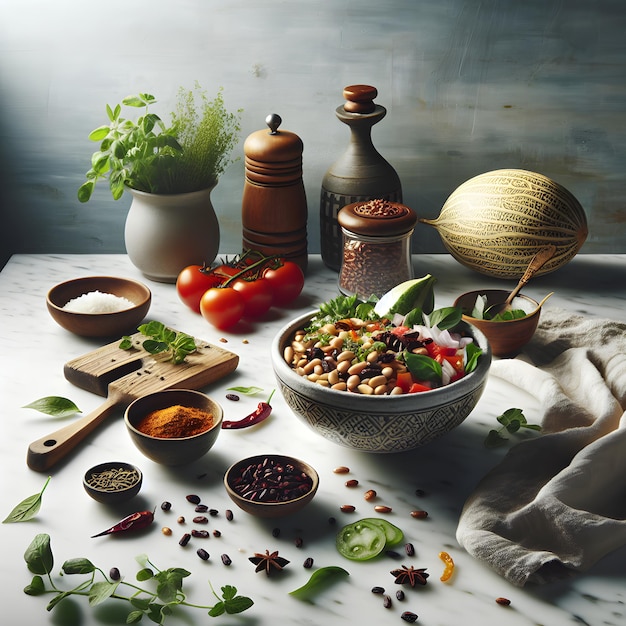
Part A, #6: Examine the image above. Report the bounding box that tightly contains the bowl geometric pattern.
[277,379,486,453]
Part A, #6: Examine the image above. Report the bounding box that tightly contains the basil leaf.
[226,386,263,395]
[24,533,54,575]
[3,476,51,524]
[62,558,96,575]
[224,595,254,614]
[465,343,482,374]
[88,580,120,606]
[289,566,350,601]
[22,397,81,418]
[404,351,442,383]
[402,307,423,329]
[429,306,462,330]
[24,575,46,596]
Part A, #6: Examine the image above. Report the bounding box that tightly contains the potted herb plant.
[78,84,242,282]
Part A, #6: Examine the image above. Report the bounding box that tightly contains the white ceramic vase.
[125,185,220,283]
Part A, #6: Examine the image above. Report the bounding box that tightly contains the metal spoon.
[485,245,557,316]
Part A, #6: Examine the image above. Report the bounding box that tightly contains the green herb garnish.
[485,408,541,447]
[22,397,81,418]
[3,476,51,523]
[120,321,197,364]
[23,534,253,621]
[289,566,350,601]
[226,386,263,395]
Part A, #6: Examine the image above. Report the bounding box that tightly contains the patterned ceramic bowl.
[271,312,492,453]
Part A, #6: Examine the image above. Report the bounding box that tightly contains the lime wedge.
[374,275,436,318]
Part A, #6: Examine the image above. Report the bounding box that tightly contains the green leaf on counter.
[22,396,81,417]
[3,476,51,524]
[24,533,54,575]
[289,566,350,601]
[226,386,263,395]
[485,408,541,448]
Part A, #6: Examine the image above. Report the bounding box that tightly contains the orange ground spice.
[137,404,214,438]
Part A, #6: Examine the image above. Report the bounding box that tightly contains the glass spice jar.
[337,199,417,299]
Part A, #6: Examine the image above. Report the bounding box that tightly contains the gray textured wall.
[1,0,625,266]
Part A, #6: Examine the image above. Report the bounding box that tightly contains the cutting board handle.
[27,396,121,472]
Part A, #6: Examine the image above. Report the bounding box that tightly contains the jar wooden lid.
[244,113,303,163]
[338,199,417,236]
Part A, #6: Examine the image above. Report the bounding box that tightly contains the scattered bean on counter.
[179,533,191,547]
[496,597,511,606]
[364,489,377,500]
[197,548,210,561]
[186,494,201,504]
[410,510,428,519]
[345,479,359,487]
[221,554,232,566]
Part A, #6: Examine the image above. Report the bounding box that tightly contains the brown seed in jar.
[334,466,350,474]
[374,505,392,513]
[340,504,356,513]
[345,479,359,487]
[364,489,377,500]
[357,383,374,395]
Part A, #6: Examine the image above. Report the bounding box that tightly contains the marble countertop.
[1,253,625,626]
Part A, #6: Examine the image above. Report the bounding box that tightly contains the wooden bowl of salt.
[47,276,151,337]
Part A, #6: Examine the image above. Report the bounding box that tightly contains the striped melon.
[420,169,588,279]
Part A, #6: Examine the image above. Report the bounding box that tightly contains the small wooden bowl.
[224,454,319,518]
[453,289,541,357]
[125,389,223,466]
[47,276,151,337]
[83,461,142,504]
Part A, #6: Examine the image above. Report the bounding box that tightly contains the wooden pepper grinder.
[320,85,402,271]
[241,114,308,272]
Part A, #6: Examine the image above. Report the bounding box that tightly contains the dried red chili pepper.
[91,509,155,538]
[222,390,275,429]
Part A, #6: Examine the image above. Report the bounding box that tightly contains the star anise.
[390,565,429,587]
[249,549,290,576]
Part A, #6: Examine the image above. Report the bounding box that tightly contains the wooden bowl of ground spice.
[125,389,223,466]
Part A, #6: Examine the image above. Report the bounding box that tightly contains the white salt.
[62,290,135,314]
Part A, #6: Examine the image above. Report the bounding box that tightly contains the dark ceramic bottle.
[320,85,402,271]
[241,114,308,272]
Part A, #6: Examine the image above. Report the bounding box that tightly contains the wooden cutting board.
[27,330,239,472]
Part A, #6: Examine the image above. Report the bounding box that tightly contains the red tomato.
[262,261,305,306]
[395,371,414,394]
[199,287,245,330]
[176,265,223,313]
[232,277,273,319]
[408,381,432,393]
[425,341,457,359]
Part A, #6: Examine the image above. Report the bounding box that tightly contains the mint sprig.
[120,321,197,364]
[23,535,253,621]
[485,408,541,447]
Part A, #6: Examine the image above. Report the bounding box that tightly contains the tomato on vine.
[263,261,305,306]
[232,276,273,319]
[200,287,245,330]
[176,265,224,313]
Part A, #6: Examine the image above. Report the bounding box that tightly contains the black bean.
[405,543,415,557]
[209,508,219,516]
[225,509,234,521]
[186,494,201,504]
[371,586,385,594]
[383,595,392,609]
[401,611,418,623]
[179,533,191,547]
[160,501,172,511]
[195,504,208,512]
[225,393,240,401]
[212,529,221,537]
[191,529,209,538]
[396,590,405,601]
[294,537,303,548]
[109,567,120,581]
[303,557,314,569]
[197,548,210,561]
[193,516,208,524]
[386,550,402,559]
[221,554,232,566]
[272,527,281,537]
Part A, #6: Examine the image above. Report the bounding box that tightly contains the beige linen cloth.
[456,308,626,586]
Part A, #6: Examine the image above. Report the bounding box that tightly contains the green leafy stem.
[485,408,541,447]
[120,321,197,364]
[23,534,252,623]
